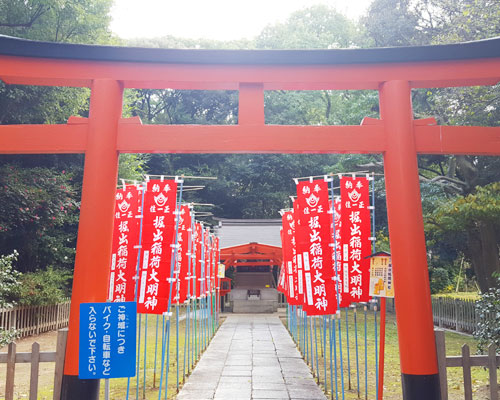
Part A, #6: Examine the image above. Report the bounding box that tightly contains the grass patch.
[285,307,490,400]
[3,303,217,400]
[433,292,480,301]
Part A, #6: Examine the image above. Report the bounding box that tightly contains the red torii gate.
[0,35,499,399]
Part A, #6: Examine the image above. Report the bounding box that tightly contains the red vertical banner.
[340,177,371,303]
[194,223,203,299]
[213,236,220,293]
[277,229,286,295]
[174,204,191,304]
[203,228,210,297]
[332,198,351,307]
[295,179,337,315]
[137,179,178,314]
[211,235,217,293]
[293,200,305,305]
[108,184,142,302]
[281,210,299,305]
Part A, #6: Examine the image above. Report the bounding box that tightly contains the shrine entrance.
[216,219,283,313]
[220,242,282,313]
[0,34,499,400]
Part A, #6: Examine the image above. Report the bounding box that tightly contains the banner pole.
[331,314,339,400]
[364,305,368,400]
[328,315,334,400]
[354,306,360,398]
[323,316,327,392]
[143,314,148,399]
[346,307,351,390]
[136,313,142,400]
[176,303,179,392]
[378,298,386,400]
[329,178,345,400]
[313,316,319,381]
[158,177,184,400]
[374,304,379,399]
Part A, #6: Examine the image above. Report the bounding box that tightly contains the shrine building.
[215,218,283,313]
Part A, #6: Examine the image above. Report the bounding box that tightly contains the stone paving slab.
[176,314,326,400]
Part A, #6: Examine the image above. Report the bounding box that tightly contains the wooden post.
[438,298,443,328]
[29,342,40,400]
[53,328,68,400]
[488,344,498,400]
[461,344,472,400]
[5,342,16,400]
[434,329,448,400]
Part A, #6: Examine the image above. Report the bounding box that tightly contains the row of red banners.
[107,180,220,315]
[278,177,372,315]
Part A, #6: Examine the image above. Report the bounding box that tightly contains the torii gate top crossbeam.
[1,35,500,90]
[0,35,499,157]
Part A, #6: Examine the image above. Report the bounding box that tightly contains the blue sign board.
[79,301,136,379]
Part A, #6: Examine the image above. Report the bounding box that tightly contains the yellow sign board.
[217,264,225,279]
[369,255,394,298]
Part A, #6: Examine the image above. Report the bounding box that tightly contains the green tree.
[0,251,21,307]
[363,0,500,291]
[427,183,500,291]
[363,0,423,46]
[0,165,80,272]
[129,5,382,222]
[256,5,363,49]
[474,278,500,352]
[0,1,144,275]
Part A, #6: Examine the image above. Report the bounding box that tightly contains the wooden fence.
[435,329,499,400]
[0,301,71,338]
[0,329,67,400]
[432,297,481,334]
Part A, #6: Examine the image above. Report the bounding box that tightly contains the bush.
[474,278,500,353]
[16,267,72,306]
[0,251,22,308]
[430,267,451,294]
[0,328,19,347]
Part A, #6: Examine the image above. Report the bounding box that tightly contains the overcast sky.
[111,0,373,41]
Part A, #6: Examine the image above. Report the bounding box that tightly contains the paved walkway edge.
[176,314,326,400]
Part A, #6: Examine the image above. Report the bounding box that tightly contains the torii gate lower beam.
[1,35,500,400]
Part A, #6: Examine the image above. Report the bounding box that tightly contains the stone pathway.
[176,314,326,400]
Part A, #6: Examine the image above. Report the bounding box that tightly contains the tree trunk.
[467,220,500,293]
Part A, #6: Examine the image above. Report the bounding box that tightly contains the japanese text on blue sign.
[79,301,136,379]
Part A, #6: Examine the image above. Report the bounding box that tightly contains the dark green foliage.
[0,164,79,273]
[430,267,451,294]
[474,279,500,352]
[0,251,22,308]
[0,0,120,282]
[16,267,72,306]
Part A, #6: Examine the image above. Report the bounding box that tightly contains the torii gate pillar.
[381,80,440,398]
[61,79,123,398]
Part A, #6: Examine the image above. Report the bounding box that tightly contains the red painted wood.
[381,80,438,376]
[0,124,87,154]
[117,124,386,154]
[1,55,499,89]
[64,79,123,376]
